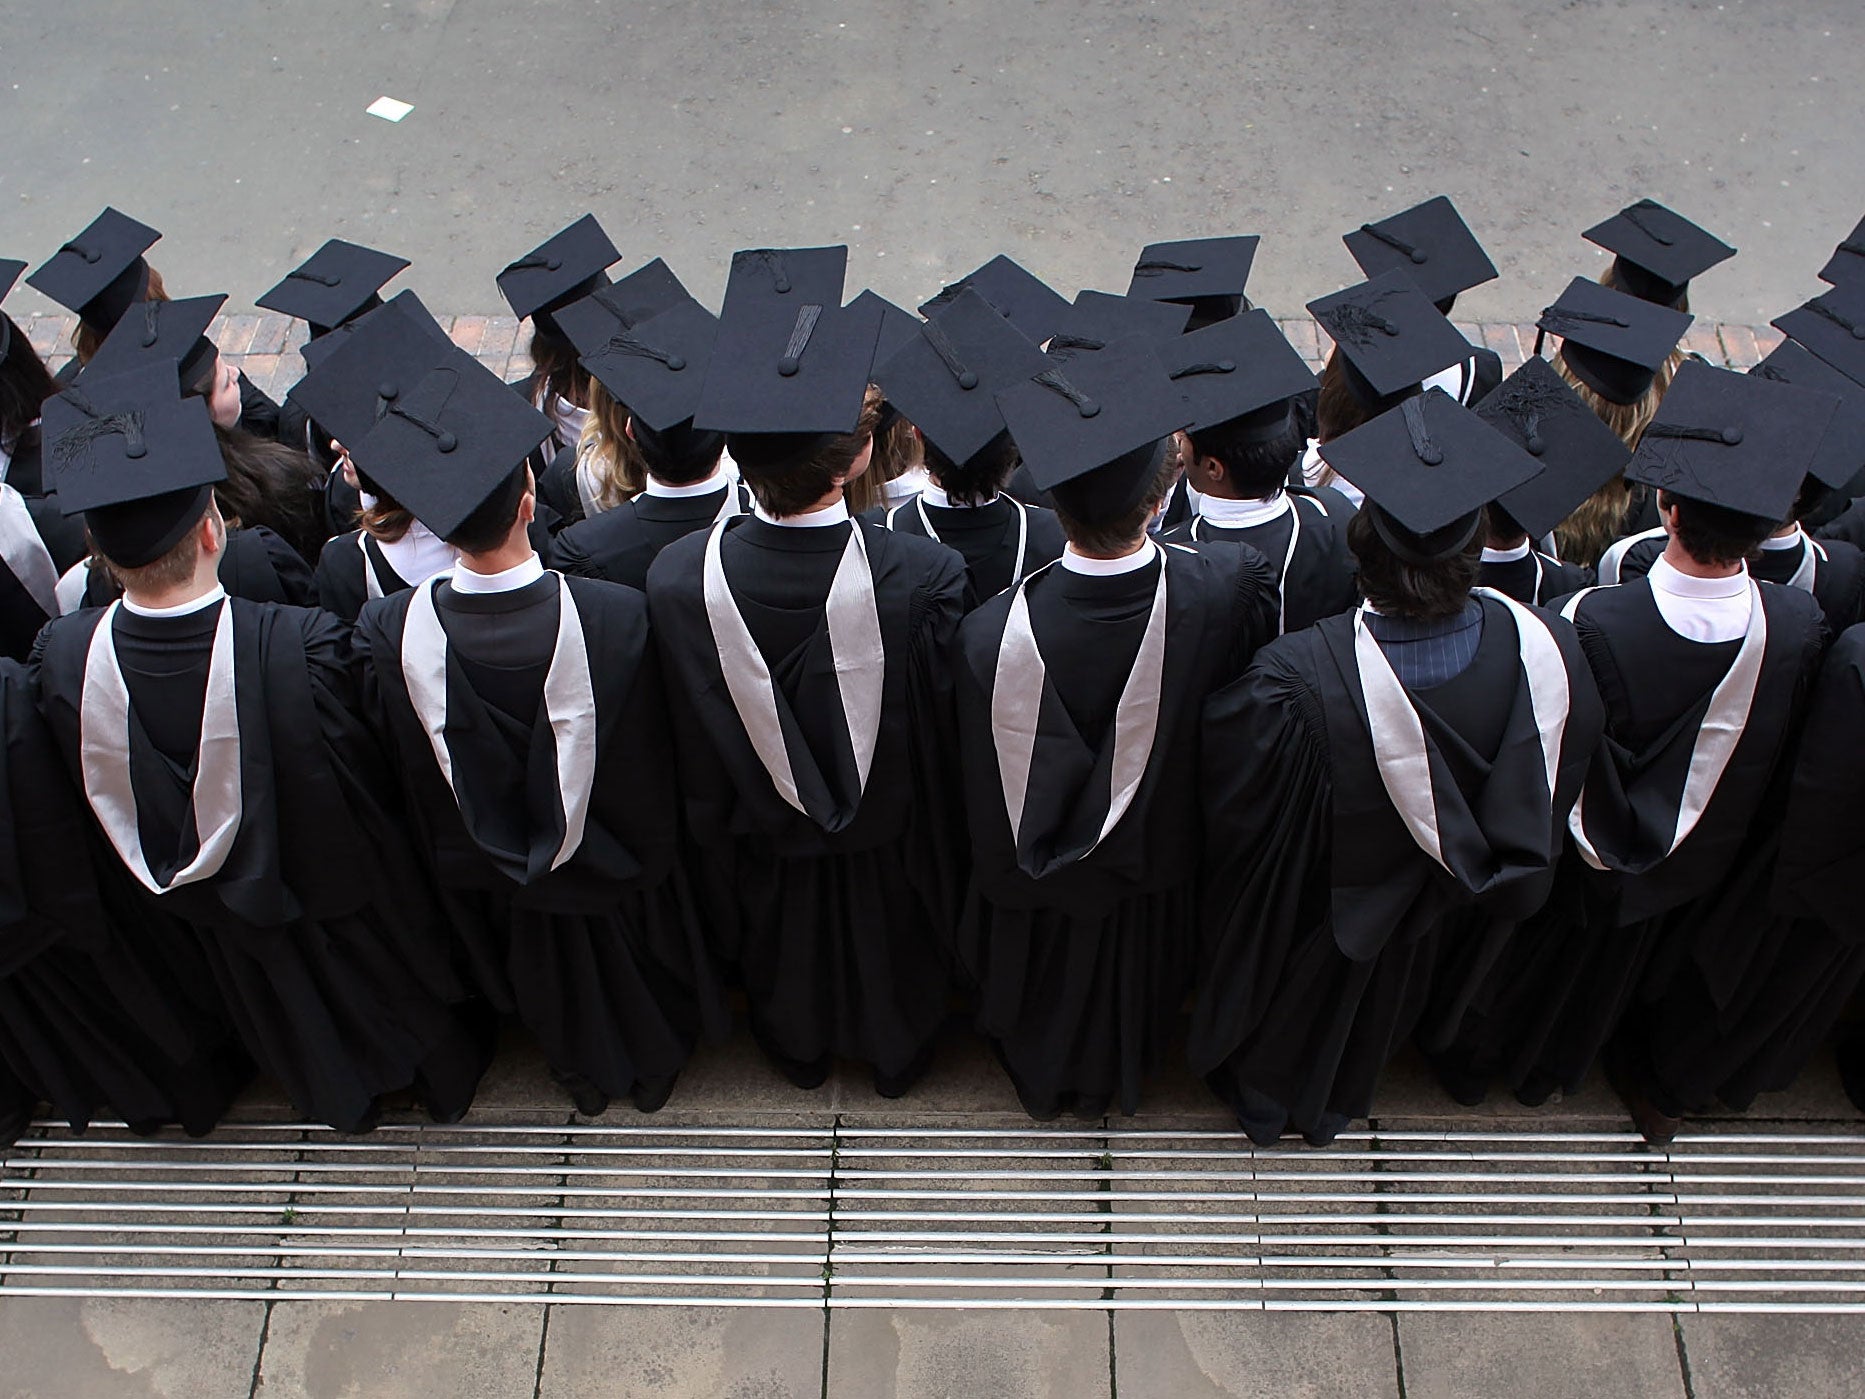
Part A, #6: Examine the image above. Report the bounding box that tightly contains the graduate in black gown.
[1435,365,1835,1137]
[1583,199,1736,312]
[1469,356,1624,606]
[868,288,1065,607]
[648,246,969,1093]
[1343,195,1504,407]
[33,363,487,1132]
[349,345,722,1117]
[1157,310,1358,634]
[1190,388,1605,1146]
[547,293,752,589]
[953,341,1277,1118]
[0,654,250,1139]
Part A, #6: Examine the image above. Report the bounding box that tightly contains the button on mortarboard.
[1342,196,1498,311]
[1818,214,1865,289]
[255,239,411,336]
[995,337,1191,519]
[919,254,1071,346]
[572,298,720,433]
[1772,281,1865,390]
[348,346,555,541]
[1537,276,1691,406]
[1626,360,1839,523]
[288,295,460,450]
[26,208,161,333]
[1582,199,1735,308]
[1319,387,1543,547]
[496,214,621,324]
[1749,337,1865,490]
[1308,271,1475,406]
[1126,235,1260,323]
[1475,355,1633,541]
[83,294,228,392]
[873,287,1049,469]
[1158,308,1319,437]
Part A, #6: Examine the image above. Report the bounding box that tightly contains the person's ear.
[624,415,636,442]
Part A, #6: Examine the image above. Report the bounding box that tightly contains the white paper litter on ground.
[366,96,414,123]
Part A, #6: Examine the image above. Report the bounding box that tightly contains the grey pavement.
[6,1,1863,328]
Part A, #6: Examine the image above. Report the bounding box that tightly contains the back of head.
[1187,408,1307,499]
[1347,504,1481,622]
[924,429,1020,508]
[631,417,726,487]
[1051,439,1178,556]
[444,464,532,555]
[732,393,881,518]
[1660,490,1776,569]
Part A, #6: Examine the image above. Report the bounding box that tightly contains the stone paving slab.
[1115,1310,1402,1399]
[252,1299,545,1399]
[1397,1312,1688,1399]
[537,1304,824,1399]
[1678,1313,1865,1399]
[0,1295,266,1398]
[827,1306,1112,1399]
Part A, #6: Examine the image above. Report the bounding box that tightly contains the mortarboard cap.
[721,246,848,318]
[1127,235,1259,325]
[496,215,620,325]
[847,290,921,367]
[694,282,878,439]
[1583,199,1735,308]
[348,347,555,541]
[1343,195,1497,311]
[296,288,450,375]
[1320,387,1544,557]
[1626,361,1838,522]
[1158,308,1319,438]
[1537,276,1690,406]
[26,208,161,333]
[1818,215,1865,289]
[1309,271,1475,408]
[1772,281,1865,390]
[0,260,23,304]
[42,361,226,566]
[1049,290,1191,356]
[996,337,1191,520]
[256,239,410,336]
[1749,338,1865,491]
[1474,356,1634,540]
[288,295,459,450]
[572,298,719,433]
[872,287,1049,468]
[581,256,701,331]
[919,255,1071,346]
[84,294,227,392]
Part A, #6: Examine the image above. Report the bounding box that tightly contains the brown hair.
[846,393,923,515]
[737,395,882,519]
[1052,446,1181,557]
[1659,490,1776,568]
[1305,349,1376,494]
[1,315,58,447]
[525,324,592,410]
[72,267,168,365]
[1550,350,1680,566]
[213,425,328,562]
[103,508,209,594]
[572,379,646,512]
[1347,506,1482,623]
[357,476,417,545]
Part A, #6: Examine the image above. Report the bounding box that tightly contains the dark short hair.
[1187,409,1307,498]
[1347,504,1481,622]
[1051,443,1180,556]
[446,464,532,554]
[632,417,726,486]
[1658,490,1775,568]
[924,428,1020,507]
[734,430,872,518]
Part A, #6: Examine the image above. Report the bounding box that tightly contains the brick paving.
[19,311,1786,403]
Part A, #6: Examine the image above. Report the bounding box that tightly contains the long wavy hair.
[1551,349,1681,566]
[572,379,647,513]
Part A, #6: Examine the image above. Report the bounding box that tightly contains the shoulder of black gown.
[218,526,314,606]
[1158,520,1195,545]
[309,531,366,622]
[1292,483,1358,521]
[1814,537,1865,633]
[1024,506,1067,570]
[1168,537,1280,679]
[1468,346,1504,403]
[236,371,282,440]
[24,491,89,572]
[1540,554,1595,600]
[1815,497,1865,551]
[536,443,583,527]
[5,428,46,499]
[1775,623,1865,932]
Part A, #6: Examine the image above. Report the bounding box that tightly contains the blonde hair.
[1550,350,1682,567]
[573,379,647,513]
[837,391,892,516]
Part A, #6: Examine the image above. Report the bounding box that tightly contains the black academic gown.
[1189,593,1604,1144]
[550,482,752,592]
[5,426,47,499]
[536,442,588,529]
[1479,549,1595,608]
[76,526,314,611]
[954,542,1278,1117]
[1161,492,1359,635]
[1438,578,1826,1105]
[1608,530,1865,632]
[0,488,87,661]
[0,658,248,1135]
[311,530,421,625]
[646,515,969,1086]
[235,371,282,441]
[883,494,1067,609]
[356,571,723,1111]
[32,597,486,1131]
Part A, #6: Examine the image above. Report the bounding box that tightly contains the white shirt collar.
[122,584,228,618]
[1649,554,1749,599]
[881,466,929,504]
[1759,527,1805,552]
[752,498,850,529]
[450,553,546,595]
[548,393,588,446]
[1482,539,1533,563]
[644,464,727,499]
[1198,492,1290,529]
[1060,542,1155,576]
[919,481,997,510]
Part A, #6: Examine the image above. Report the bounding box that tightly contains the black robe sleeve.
[235,371,282,441]
[536,444,584,529]
[309,532,366,623]
[1773,623,1865,934]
